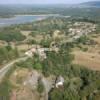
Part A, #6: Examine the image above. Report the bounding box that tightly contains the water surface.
[0,15,49,27]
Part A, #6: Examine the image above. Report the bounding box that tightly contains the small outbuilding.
[55,76,64,88]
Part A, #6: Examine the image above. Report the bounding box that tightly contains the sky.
[0,0,98,4]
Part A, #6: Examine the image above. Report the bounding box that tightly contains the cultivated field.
[73,50,100,71]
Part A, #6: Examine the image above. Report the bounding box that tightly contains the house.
[25,45,59,60]
[25,50,33,57]
[56,76,64,88]
[25,47,37,57]
[37,48,47,60]
[25,47,50,59]
[31,48,37,53]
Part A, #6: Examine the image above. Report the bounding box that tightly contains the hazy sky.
[0,0,98,4]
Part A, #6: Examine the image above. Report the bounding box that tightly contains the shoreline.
[0,15,49,27]
[16,14,60,16]
[0,14,60,19]
[0,14,70,28]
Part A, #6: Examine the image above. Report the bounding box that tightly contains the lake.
[0,15,52,27]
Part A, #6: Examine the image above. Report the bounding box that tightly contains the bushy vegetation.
[49,65,100,100]
[0,28,25,42]
[16,43,74,75]
[0,80,12,99]
[0,65,16,100]
[0,45,19,64]
[40,39,52,48]
[37,77,44,94]
[18,17,70,34]
[42,50,74,76]
[75,36,89,45]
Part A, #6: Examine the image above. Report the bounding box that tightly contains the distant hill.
[80,1,100,7]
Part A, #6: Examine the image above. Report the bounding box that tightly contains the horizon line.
[0,1,99,5]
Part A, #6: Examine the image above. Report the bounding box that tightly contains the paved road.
[0,56,28,82]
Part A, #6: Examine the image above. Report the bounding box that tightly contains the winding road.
[0,56,28,82]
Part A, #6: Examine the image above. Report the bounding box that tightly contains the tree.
[49,89,64,100]
[14,47,19,58]
[37,78,44,94]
